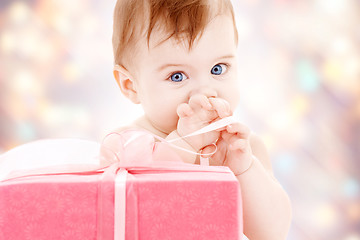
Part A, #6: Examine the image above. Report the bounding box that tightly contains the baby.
[104,0,292,239]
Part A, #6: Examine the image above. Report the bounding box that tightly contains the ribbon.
[167,116,237,142]
[101,116,238,165]
[114,169,127,240]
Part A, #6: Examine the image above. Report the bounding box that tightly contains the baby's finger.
[220,131,249,152]
[229,138,248,151]
[221,130,241,146]
[188,94,212,110]
[177,103,194,118]
[226,123,251,139]
[209,97,232,118]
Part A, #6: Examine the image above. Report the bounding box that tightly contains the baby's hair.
[112,0,238,68]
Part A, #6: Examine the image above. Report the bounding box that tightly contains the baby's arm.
[228,127,291,239]
[242,134,292,239]
[201,101,292,239]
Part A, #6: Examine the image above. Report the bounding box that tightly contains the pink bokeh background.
[0,0,359,239]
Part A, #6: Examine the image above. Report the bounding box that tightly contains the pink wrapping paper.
[0,162,242,240]
[0,118,243,239]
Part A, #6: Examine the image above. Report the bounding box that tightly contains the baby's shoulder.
[249,133,273,172]
[111,118,147,133]
[113,125,138,134]
[112,116,150,134]
[249,133,265,150]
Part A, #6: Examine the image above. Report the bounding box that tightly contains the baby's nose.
[190,87,217,99]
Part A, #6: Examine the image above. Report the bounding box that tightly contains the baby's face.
[132,14,240,135]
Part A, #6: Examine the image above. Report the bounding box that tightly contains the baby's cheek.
[230,96,240,112]
[154,104,179,132]
[224,88,240,111]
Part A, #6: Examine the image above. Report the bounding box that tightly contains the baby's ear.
[113,65,140,104]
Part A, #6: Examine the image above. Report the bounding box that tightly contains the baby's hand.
[176,94,232,151]
[203,122,253,175]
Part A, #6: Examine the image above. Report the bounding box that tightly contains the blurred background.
[0,0,359,239]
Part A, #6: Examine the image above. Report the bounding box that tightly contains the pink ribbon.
[101,116,237,165]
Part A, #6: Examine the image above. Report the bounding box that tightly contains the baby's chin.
[148,120,177,138]
[158,125,177,137]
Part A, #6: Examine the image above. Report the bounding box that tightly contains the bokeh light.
[0,0,359,239]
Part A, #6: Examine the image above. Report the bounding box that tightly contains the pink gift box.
[0,162,243,240]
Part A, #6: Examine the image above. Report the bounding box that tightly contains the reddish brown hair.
[112,0,238,67]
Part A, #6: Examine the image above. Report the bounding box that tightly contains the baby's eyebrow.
[215,54,235,61]
[156,54,235,72]
[156,63,188,72]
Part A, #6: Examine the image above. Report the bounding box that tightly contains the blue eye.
[170,72,186,82]
[211,64,227,75]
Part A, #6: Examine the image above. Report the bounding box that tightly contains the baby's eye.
[170,72,187,82]
[211,64,227,75]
